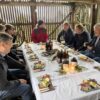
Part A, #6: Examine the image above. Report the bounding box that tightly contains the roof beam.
[0,0,100,6]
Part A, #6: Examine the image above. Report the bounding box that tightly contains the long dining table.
[22,41,100,100]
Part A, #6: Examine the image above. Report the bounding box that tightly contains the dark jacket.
[57,28,74,46]
[73,31,89,50]
[12,34,17,43]
[0,55,20,90]
[88,36,100,57]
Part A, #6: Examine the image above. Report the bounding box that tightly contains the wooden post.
[30,0,37,28]
[91,4,98,38]
[70,3,76,29]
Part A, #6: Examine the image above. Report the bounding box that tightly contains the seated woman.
[57,22,74,47]
[31,20,48,43]
[73,24,90,51]
[82,23,100,63]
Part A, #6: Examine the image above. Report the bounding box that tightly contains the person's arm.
[87,37,97,50]
[0,63,20,87]
[57,30,63,43]
[6,55,25,70]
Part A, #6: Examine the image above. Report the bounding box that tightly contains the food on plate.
[26,48,33,54]
[38,74,54,92]
[29,54,38,61]
[42,49,58,57]
[34,61,45,70]
[78,54,94,62]
[78,55,87,60]
[39,74,51,88]
[80,79,100,92]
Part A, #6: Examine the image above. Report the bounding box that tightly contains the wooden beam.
[0,0,100,6]
[91,4,98,38]
[0,1,67,6]
[70,3,76,29]
[30,0,37,28]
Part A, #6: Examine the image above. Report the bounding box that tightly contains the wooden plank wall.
[0,1,71,42]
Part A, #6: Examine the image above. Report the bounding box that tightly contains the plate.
[80,79,100,92]
[29,54,39,61]
[42,49,57,57]
[33,61,45,71]
[94,66,100,71]
[78,55,93,62]
[38,74,55,93]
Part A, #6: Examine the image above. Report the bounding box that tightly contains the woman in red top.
[31,20,48,43]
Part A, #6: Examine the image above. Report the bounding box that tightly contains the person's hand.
[84,42,88,47]
[87,46,93,50]
[19,79,27,84]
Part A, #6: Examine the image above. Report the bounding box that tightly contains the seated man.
[0,33,34,100]
[5,24,25,69]
[82,23,100,63]
[73,24,90,51]
[5,24,27,81]
[31,20,48,43]
[57,22,74,47]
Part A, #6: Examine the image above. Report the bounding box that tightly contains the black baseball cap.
[38,20,44,26]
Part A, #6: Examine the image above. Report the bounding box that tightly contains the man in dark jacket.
[5,24,25,69]
[0,33,34,100]
[83,23,100,62]
[57,22,74,47]
[73,24,90,51]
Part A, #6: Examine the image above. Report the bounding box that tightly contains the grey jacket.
[0,55,20,90]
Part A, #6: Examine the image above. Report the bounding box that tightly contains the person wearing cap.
[31,20,48,43]
[57,22,74,47]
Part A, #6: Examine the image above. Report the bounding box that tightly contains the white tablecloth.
[22,42,100,100]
